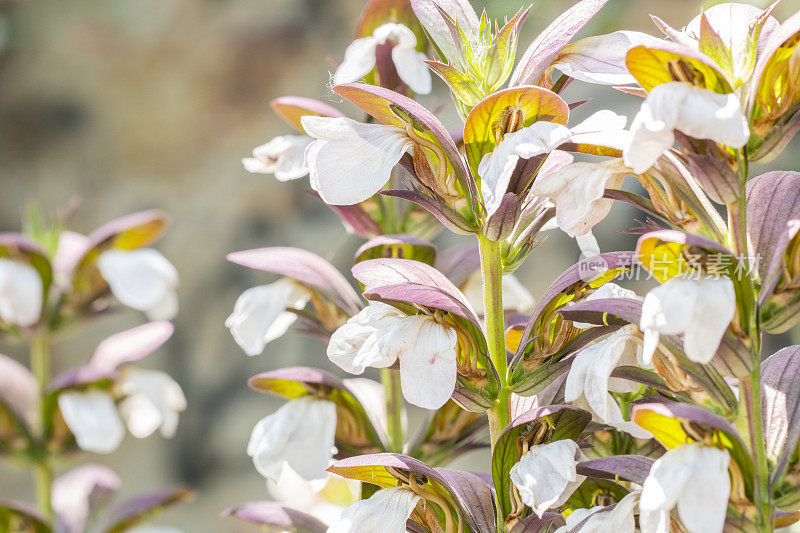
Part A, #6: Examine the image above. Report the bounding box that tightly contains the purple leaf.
[270,96,343,133]
[98,486,191,532]
[89,321,174,372]
[53,464,120,533]
[221,501,327,532]
[355,235,437,266]
[435,245,481,287]
[227,247,362,315]
[436,469,496,533]
[510,0,609,86]
[576,455,654,485]
[326,203,383,239]
[761,345,800,483]
[0,353,38,431]
[558,297,643,326]
[381,188,476,234]
[83,210,169,252]
[509,512,566,533]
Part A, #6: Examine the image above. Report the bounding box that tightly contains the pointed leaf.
[99,486,191,533]
[576,455,654,485]
[221,501,327,532]
[761,345,800,484]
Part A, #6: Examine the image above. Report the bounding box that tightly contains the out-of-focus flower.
[639,443,730,533]
[565,325,651,438]
[327,302,458,409]
[335,22,431,95]
[303,116,414,205]
[247,397,337,481]
[97,249,179,320]
[268,466,360,527]
[115,369,187,439]
[623,82,750,174]
[0,258,42,327]
[226,279,311,356]
[58,391,126,454]
[510,439,586,517]
[640,275,735,365]
[327,486,420,533]
[242,135,312,181]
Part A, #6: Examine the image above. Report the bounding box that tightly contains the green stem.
[381,368,404,453]
[30,330,53,521]
[478,236,510,447]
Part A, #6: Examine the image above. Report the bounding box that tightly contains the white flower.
[114,369,186,439]
[554,490,639,533]
[639,443,730,533]
[0,258,42,327]
[226,279,311,356]
[327,486,420,533]
[58,391,125,454]
[247,397,337,481]
[510,439,586,517]
[268,465,360,527]
[327,302,458,409]
[303,116,414,205]
[565,325,651,438]
[623,82,750,174]
[478,111,628,217]
[531,159,630,237]
[461,271,536,315]
[334,22,431,95]
[640,275,735,365]
[242,135,312,181]
[97,249,179,320]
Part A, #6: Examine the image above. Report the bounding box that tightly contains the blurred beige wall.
[0,0,797,530]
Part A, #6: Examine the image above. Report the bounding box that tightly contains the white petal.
[395,316,458,409]
[510,440,586,517]
[392,47,432,94]
[302,116,413,205]
[244,136,311,181]
[247,397,336,481]
[334,36,379,85]
[328,486,420,533]
[568,110,630,150]
[115,369,186,439]
[0,259,43,327]
[555,31,664,85]
[327,303,405,373]
[624,82,749,173]
[97,249,179,320]
[532,159,628,237]
[570,491,639,533]
[226,280,310,356]
[58,391,125,454]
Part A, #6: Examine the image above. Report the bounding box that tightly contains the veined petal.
[302,116,413,205]
[97,249,179,320]
[247,397,337,481]
[510,439,586,517]
[640,275,735,364]
[58,391,125,454]
[328,486,420,533]
[555,31,664,85]
[624,82,750,173]
[115,369,186,439]
[395,315,458,409]
[327,302,405,374]
[242,135,312,181]
[0,258,42,327]
[531,159,629,237]
[226,280,311,356]
[334,36,379,85]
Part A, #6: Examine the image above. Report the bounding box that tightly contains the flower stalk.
[30,328,53,520]
[478,236,510,447]
[381,368,404,453]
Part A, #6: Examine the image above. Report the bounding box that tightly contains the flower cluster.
[225,1,800,532]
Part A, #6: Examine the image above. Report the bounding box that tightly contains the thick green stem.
[381,368,404,453]
[30,330,53,520]
[478,236,510,448]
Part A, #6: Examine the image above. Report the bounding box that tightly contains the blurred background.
[0,0,797,530]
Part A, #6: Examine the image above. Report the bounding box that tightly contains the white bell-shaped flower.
[531,159,630,237]
[58,391,125,454]
[226,279,310,356]
[0,258,42,327]
[97,249,179,320]
[623,82,750,174]
[510,439,586,517]
[327,486,420,533]
[303,116,414,205]
[115,368,186,439]
[639,443,730,533]
[554,490,639,533]
[640,275,735,365]
[565,325,651,438]
[242,135,312,181]
[327,302,458,409]
[334,22,431,95]
[247,397,337,481]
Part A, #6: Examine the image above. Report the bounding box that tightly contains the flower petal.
[510,440,586,517]
[328,486,420,533]
[334,36,379,85]
[243,135,311,181]
[97,249,179,320]
[58,391,125,454]
[115,369,186,439]
[327,303,405,374]
[0,259,43,327]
